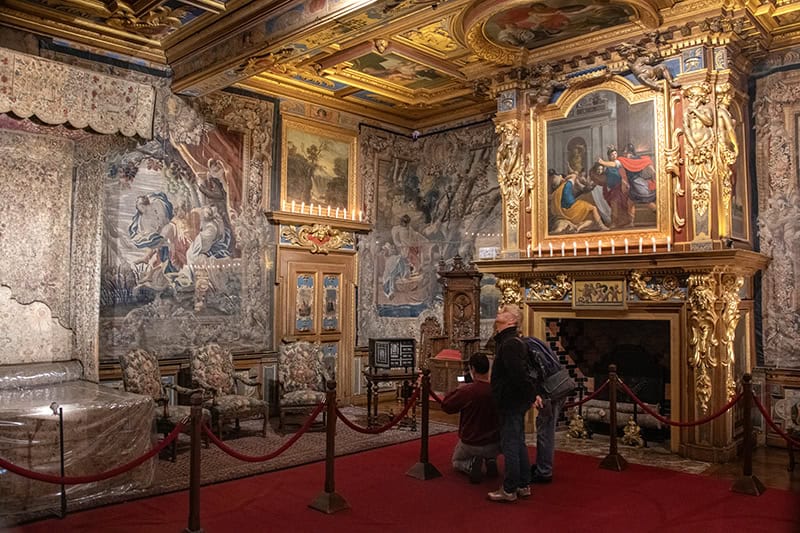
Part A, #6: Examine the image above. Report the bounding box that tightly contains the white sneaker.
[487,487,517,502]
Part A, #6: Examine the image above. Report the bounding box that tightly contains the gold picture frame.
[530,77,671,251]
[572,279,627,310]
[280,115,358,215]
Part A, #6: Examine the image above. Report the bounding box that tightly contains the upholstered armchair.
[119,348,209,461]
[278,340,329,431]
[190,343,269,437]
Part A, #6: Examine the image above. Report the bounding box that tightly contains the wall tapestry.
[754,67,800,368]
[357,123,500,344]
[99,92,275,359]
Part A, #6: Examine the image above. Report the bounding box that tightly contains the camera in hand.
[456,373,473,384]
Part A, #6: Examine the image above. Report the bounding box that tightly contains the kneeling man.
[441,353,500,483]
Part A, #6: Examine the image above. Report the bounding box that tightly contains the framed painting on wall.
[280,115,357,213]
[530,79,671,250]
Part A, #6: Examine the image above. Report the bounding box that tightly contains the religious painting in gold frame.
[572,279,627,310]
[530,78,671,251]
[280,115,358,214]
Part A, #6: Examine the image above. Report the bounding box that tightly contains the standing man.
[531,391,563,484]
[488,304,533,502]
[440,353,500,484]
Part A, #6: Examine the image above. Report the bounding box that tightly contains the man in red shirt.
[441,353,501,483]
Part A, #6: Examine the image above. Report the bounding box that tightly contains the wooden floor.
[419,400,799,492]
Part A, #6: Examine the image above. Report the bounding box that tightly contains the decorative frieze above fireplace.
[476,249,769,462]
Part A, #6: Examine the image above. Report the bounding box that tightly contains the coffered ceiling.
[4,0,800,128]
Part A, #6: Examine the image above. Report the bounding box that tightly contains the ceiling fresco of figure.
[483,1,636,50]
[4,0,800,127]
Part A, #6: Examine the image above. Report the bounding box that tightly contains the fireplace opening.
[548,318,671,443]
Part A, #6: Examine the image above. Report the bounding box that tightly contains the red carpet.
[10,432,799,533]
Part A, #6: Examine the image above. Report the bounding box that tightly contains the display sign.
[368,338,416,371]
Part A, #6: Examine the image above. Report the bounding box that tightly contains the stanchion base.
[731,475,766,496]
[183,527,204,533]
[406,461,442,480]
[599,453,628,471]
[309,491,350,514]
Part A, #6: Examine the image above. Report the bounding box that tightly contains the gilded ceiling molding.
[0,48,155,138]
[527,274,571,301]
[687,273,718,414]
[719,273,743,401]
[682,82,715,218]
[496,277,522,308]
[628,271,684,301]
[715,82,738,213]
[496,119,524,232]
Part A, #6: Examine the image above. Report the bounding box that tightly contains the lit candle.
[318,204,322,216]
[561,242,565,257]
[667,236,671,252]
[327,205,331,217]
[310,202,314,215]
[598,239,602,255]
[639,237,643,253]
[282,200,286,211]
[573,241,577,256]
[359,210,363,222]
[651,236,657,253]
[611,238,615,255]
[351,209,356,221]
[624,238,629,254]
[291,200,296,212]
[335,207,340,218]
[549,243,554,257]
[537,243,542,257]
[585,240,590,256]
[526,244,531,257]
[301,201,305,213]
[343,208,347,220]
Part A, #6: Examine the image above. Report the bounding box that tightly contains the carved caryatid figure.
[715,83,739,209]
[617,43,680,92]
[529,64,566,109]
[682,83,716,216]
[495,120,524,228]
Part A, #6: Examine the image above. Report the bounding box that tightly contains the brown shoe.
[487,487,517,502]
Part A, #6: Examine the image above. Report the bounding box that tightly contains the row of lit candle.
[526,236,671,257]
[282,200,363,222]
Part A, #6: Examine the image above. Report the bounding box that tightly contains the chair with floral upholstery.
[119,348,209,461]
[190,343,269,438]
[277,339,329,431]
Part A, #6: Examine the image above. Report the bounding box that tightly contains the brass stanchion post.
[600,364,628,471]
[58,406,66,518]
[184,394,204,533]
[407,369,442,480]
[309,380,350,514]
[732,374,766,495]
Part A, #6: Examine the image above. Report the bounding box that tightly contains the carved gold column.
[682,82,716,244]
[719,273,744,400]
[687,272,718,414]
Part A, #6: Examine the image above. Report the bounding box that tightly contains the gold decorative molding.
[628,271,684,301]
[280,224,354,254]
[715,82,739,213]
[682,82,715,218]
[719,273,743,401]
[496,277,522,308]
[496,119,524,233]
[666,93,686,232]
[687,273,718,414]
[527,274,571,301]
[0,48,154,138]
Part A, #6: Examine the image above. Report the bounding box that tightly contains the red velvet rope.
[336,387,421,434]
[203,401,326,463]
[752,394,800,448]
[563,380,610,409]
[618,380,743,427]
[0,422,185,485]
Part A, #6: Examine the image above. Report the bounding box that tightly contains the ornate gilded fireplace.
[476,250,768,462]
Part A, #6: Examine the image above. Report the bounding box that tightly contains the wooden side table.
[363,370,419,430]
